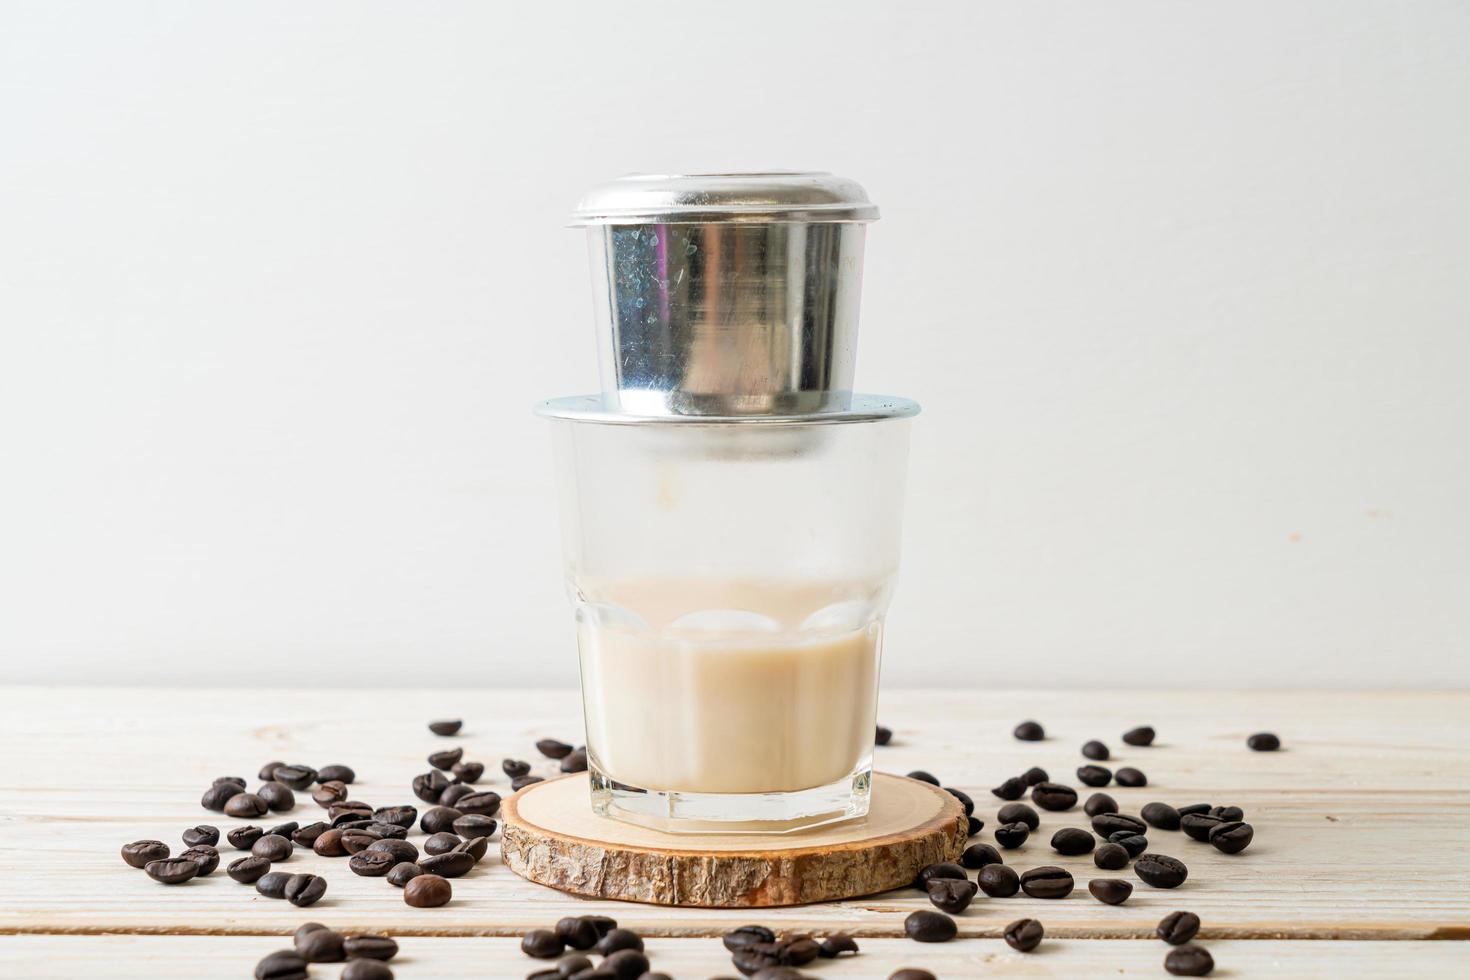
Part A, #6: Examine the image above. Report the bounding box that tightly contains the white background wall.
[2,1,1467,688]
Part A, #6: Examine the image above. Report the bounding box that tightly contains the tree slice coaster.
[500,772,966,907]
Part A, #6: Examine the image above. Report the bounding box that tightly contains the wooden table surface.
[2,687,1467,977]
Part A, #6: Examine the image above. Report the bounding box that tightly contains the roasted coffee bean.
[386,861,421,887]
[1123,725,1156,746]
[914,861,968,890]
[256,871,292,898]
[412,770,450,802]
[341,829,384,854]
[144,858,198,884]
[1013,720,1045,741]
[595,928,645,955]
[889,971,936,980]
[536,738,573,759]
[451,761,484,783]
[978,863,1021,897]
[900,770,936,786]
[330,801,374,824]
[438,783,474,807]
[521,929,564,958]
[961,842,1003,869]
[1092,812,1146,837]
[341,959,393,980]
[343,935,398,960]
[945,787,975,816]
[1051,828,1095,855]
[904,909,957,943]
[418,850,474,878]
[403,872,452,908]
[511,774,543,791]
[997,802,1040,830]
[257,782,296,813]
[214,775,248,791]
[1247,732,1280,751]
[819,932,859,957]
[257,761,286,781]
[313,783,349,808]
[501,759,531,779]
[428,747,463,771]
[1110,832,1150,857]
[1021,766,1049,785]
[1135,853,1189,888]
[368,838,419,864]
[1178,803,1211,817]
[179,845,219,875]
[782,937,821,966]
[182,825,219,848]
[292,821,328,846]
[1158,910,1202,944]
[1115,767,1147,787]
[1003,917,1043,952]
[363,820,408,840]
[266,821,299,840]
[452,814,497,839]
[1094,842,1130,870]
[254,949,309,980]
[1085,792,1119,817]
[1209,805,1244,822]
[1209,821,1254,854]
[285,873,327,907]
[1031,782,1078,811]
[875,725,893,745]
[967,816,984,836]
[224,792,268,818]
[350,850,396,876]
[723,924,776,951]
[554,916,601,950]
[420,806,463,835]
[1181,813,1225,842]
[994,821,1030,849]
[453,835,488,862]
[728,942,782,973]
[428,718,463,736]
[1143,802,1182,831]
[925,877,977,914]
[1077,765,1112,787]
[1089,878,1133,904]
[253,834,293,862]
[560,748,588,773]
[227,825,264,850]
[272,765,317,790]
[1165,944,1215,976]
[456,791,502,816]
[373,805,417,828]
[227,855,271,883]
[201,783,240,812]
[295,925,346,963]
[423,831,461,856]
[122,840,170,869]
[600,949,651,979]
[990,776,1026,800]
[1082,739,1110,760]
[313,829,346,857]
[316,763,355,783]
[1020,865,1074,899]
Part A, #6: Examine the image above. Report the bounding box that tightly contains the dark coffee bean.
[595,928,645,955]
[227,855,271,883]
[423,832,461,856]
[781,937,821,966]
[350,850,396,876]
[967,816,983,836]
[1003,917,1043,952]
[521,929,564,958]
[272,765,317,790]
[501,759,531,778]
[330,801,374,824]
[255,871,291,898]
[1020,865,1074,899]
[1051,828,1095,855]
[961,842,1003,869]
[1094,842,1130,870]
[1021,766,1049,785]
[914,861,967,890]
[341,829,384,854]
[201,783,239,811]
[453,835,488,862]
[386,861,421,887]
[1247,732,1280,751]
[1123,726,1156,746]
[1165,944,1215,976]
[404,872,452,908]
[145,858,198,884]
[266,821,299,840]
[365,821,409,841]
[1181,813,1225,842]
[1077,765,1112,787]
[904,909,957,942]
[1209,821,1254,854]
[978,863,1021,897]
[1142,802,1182,831]
[412,770,450,802]
[456,791,502,816]
[536,738,573,759]
[214,775,248,791]
[439,783,474,807]
[295,925,346,963]
[890,971,937,980]
[453,814,498,839]
[1158,910,1202,944]
[722,925,776,951]
[907,770,939,785]
[600,949,650,979]
[1110,832,1150,857]
[121,840,170,869]
[418,850,474,878]
[990,776,1026,800]
[182,825,219,848]
[1135,853,1189,888]
[367,838,419,864]
[257,782,296,813]
[312,829,346,857]
[293,922,327,945]
[560,747,589,773]
[452,761,484,783]
[254,949,309,980]
[429,718,463,736]
[511,775,543,791]
[1082,740,1110,760]
[819,932,859,957]
[428,747,463,771]
[224,792,268,818]
[1178,803,1211,817]
[257,761,286,781]
[253,835,293,862]
[997,802,1040,830]
[945,787,975,816]
[1085,792,1119,817]
[313,783,349,808]
[284,873,327,907]
[420,806,463,835]
[582,915,619,938]
[1089,878,1133,904]
[875,725,893,745]
[925,877,977,914]
[729,941,783,973]
[343,935,398,960]
[1013,720,1045,741]
[179,845,219,875]
[1031,782,1078,811]
[318,764,355,783]
[341,959,393,980]
[1092,813,1146,837]
[1115,767,1147,787]
[369,805,414,828]
[226,825,264,850]
[1209,805,1244,822]
[994,822,1030,849]
[292,821,328,846]
[555,916,601,950]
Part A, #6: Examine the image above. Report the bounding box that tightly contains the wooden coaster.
[500,772,966,907]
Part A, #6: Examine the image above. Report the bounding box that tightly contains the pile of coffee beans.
[253,923,400,979]
[517,917,666,978]
[716,923,858,978]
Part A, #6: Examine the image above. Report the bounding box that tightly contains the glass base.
[588,764,872,835]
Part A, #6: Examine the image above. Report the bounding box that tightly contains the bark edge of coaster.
[499,772,966,907]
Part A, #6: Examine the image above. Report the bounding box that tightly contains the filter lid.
[570,172,880,225]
